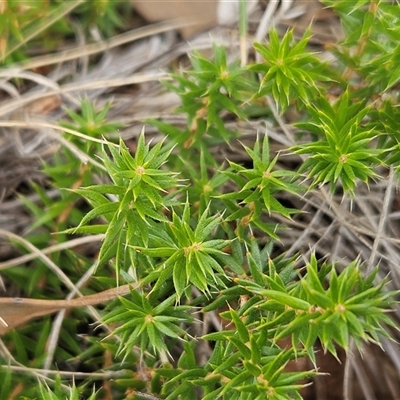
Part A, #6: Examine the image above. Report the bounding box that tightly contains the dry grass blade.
[0,283,136,335]
[0,72,170,118]
[0,234,104,270]
[8,19,194,71]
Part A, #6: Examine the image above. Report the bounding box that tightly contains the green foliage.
[151,43,253,148]
[250,28,331,111]
[35,381,97,400]
[67,130,179,272]
[72,0,129,37]
[61,98,123,140]
[20,98,121,235]
[165,343,313,400]
[1,0,129,64]
[2,1,400,399]
[132,200,243,297]
[291,91,382,195]
[220,134,304,235]
[104,291,192,358]
[243,254,397,360]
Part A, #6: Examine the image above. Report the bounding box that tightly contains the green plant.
[2,1,400,399]
[21,98,122,236]
[0,0,129,64]
[149,43,253,150]
[291,91,381,195]
[219,134,304,239]
[250,28,332,112]
[36,381,97,400]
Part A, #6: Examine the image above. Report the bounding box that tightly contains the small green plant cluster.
[1,1,400,399]
[65,134,395,399]
[0,0,129,64]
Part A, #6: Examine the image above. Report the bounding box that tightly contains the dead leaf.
[27,95,61,115]
[132,0,218,38]
[0,283,135,335]
[132,0,259,38]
